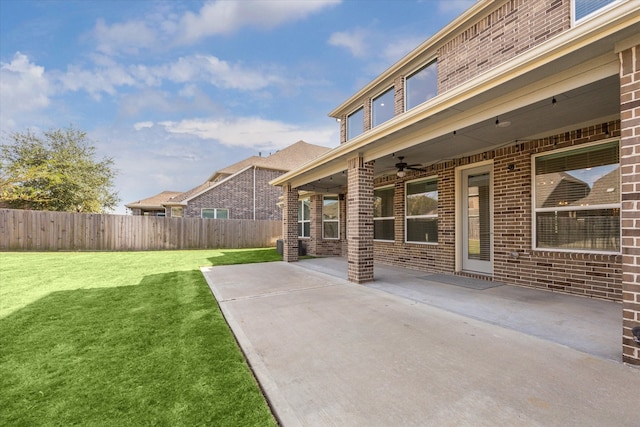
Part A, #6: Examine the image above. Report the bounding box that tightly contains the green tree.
[0,127,119,212]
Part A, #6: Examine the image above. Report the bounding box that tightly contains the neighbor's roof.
[125,191,182,209]
[209,140,331,181]
[166,140,331,205]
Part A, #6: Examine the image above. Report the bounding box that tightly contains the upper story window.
[573,0,618,22]
[322,195,339,239]
[406,178,438,244]
[405,60,438,111]
[374,186,395,241]
[202,208,229,219]
[298,198,311,238]
[372,87,395,128]
[347,107,364,140]
[533,140,620,253]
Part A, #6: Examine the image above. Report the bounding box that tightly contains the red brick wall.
[373,120,622,301]
[438,0,570,92]
[184,168,283,220]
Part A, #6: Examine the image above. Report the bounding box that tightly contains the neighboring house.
[271,1,640,365]
[163,140,329,220]
[126,191,182,216]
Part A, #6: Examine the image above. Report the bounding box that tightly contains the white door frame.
[455,160,494,275]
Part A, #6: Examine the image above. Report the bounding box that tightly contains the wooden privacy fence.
[0,209,282,251]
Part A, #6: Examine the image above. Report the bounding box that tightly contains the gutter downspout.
[253,166,256,220]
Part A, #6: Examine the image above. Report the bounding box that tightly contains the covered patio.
[294,256,622,361]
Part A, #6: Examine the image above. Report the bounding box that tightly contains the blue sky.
[0,0,475,213]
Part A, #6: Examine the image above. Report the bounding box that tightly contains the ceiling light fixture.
[495,117,511,128]
[397,170,406,178]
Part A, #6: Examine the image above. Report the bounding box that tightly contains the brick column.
[282,184,299,262]
[308,194,322,256]
[620,44,640,366]
[347,156,374,283]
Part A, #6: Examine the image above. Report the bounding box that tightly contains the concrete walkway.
[201,259,640,426]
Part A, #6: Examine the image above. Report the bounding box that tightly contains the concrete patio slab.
[201,260,639,426]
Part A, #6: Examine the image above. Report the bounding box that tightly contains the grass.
[0,248,281,427]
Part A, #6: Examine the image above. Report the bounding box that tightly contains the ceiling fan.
[395,156,426,177]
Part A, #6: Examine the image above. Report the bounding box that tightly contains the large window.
[374,186,395,241]
[573,0,618,22]
[202,208,229,219]
[372,87,395,128]
[533,141,620,252]
[406,178,438,243]
[347,107,364,140]
[323,195,339,239]
[298,198,310,238]
[405,60,438,111]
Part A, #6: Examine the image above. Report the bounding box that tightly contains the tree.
[0,126,119,212]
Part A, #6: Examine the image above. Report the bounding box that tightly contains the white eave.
[271,1,640,189]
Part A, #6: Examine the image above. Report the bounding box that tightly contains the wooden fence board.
[0,209,282,251]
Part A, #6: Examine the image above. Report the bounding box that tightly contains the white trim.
[201,208,229,219]
[371,85,395,129]
[455,160,493,272]
[298,198,311,238]
[405,175,438,244]
[346,106,365,142]
[404,58,438,112]
[530,139,621,254]
[373,184,395,242]
[322,195,340,240]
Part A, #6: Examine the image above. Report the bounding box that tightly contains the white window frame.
[298,198,311,238]
[572,0,621,25]
[347,106,364,141]
[405,176,438,244]
[374,185,395,242]
[201,208,229,219]
[404,58,438,112]
[531,139,620,254]
[171,206,183,218]
[322,195,340,240]
[371,86,395,128]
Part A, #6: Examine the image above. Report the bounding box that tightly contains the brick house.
[271,0,640,365]
[126,191,182,216]
[163,140,329,220]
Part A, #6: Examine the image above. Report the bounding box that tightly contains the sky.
[0,0,475,214]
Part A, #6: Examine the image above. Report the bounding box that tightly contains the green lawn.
[0,249,281,427]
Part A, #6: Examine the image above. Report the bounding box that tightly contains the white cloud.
[382,36,428,64]
[94,18,156,55]
[328,29,369,58]
[176,0,341,45]
[157,117,337,150]
[91,0,341,55]
[56,63,135,99]
[0,52,51,113]
[51,54,284,100]
[133,121,154,130]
